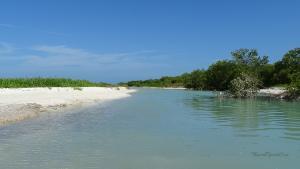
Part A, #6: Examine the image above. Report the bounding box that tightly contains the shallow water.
[0,89,299,169]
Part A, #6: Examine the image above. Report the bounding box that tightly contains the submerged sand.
[0,87,135,124]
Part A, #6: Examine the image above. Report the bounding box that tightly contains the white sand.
[259,87,286,95]
[139,87,186,90]
[0,87,135,124]
[162,87,186,90]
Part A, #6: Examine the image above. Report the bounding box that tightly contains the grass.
[0,78,111,88]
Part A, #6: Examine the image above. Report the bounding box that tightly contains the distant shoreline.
[133,86,294,100]
[0,87,136,125]
[132,86,287,94]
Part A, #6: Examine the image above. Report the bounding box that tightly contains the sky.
[0,0,299,83]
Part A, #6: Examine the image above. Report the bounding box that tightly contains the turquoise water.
[0,89,299,169]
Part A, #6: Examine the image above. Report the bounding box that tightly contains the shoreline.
[0,86,293,125]
[135,86,187,90]
[258,87,288,98]
[0,87,136,125]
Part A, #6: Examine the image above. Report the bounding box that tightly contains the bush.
[287,73,300,99]
[257,64,275,87]
[183,70,206,90]
[273,48,300,84]
[205,61,239,91]
[229,73,261,98]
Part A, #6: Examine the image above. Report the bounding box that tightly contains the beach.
[259,87,288,98]
[0,87,135,124]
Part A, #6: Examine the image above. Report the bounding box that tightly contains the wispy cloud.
[29,45,159,66]
[0,42,15,54]
[0,43,171,82]
[0,24,16,28]
[0,43,167,67]
[33,45,89,55]
[43,31,70,37]
[0,23,68,37]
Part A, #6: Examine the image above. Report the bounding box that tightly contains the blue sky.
[0,0,299,83]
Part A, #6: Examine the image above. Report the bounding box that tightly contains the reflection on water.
[0,89,299,169]
[183,92,300,140]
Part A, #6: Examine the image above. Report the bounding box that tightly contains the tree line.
[124,48,300,97]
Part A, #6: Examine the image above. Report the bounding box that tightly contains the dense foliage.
[183,70,206,90]
[0,78,110,88]
[124,76,185,88]
[205,61,239,90]
[287,72,300,98]
[273,48,300,84]
[229,73,261,98]
[124,48,300,96]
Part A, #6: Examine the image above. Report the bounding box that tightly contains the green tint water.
[0,89,299,169]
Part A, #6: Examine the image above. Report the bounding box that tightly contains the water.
[0,89,299,169]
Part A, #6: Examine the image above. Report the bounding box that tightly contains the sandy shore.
[139,87,186,90]
[259,87,286,95]
[0,87,135,124]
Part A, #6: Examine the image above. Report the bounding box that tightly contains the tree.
[229,73,261,98]
[206,61,239,91]
[184,70,206,90]
[273,48,300,84]
[287,72,300,99]
[231,48,270,87]
[281,48,300,73]
[231,48,269,68]
[257,64,275,87]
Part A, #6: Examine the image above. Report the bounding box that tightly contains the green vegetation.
[273,48,300,84]
[287,72,300,99]
[123,48,300,98]
[0,78,110,88]
[229,73,261,98]
[205,60,239,91]
[124,76,185,88]
[183,70,206,90]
